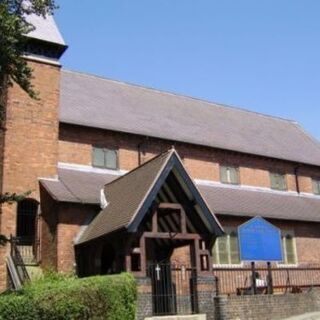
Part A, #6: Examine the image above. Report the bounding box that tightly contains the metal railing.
[10,235,38,265]
[212,264,320,295]
[148,263,198,316]
[9,236,30,286]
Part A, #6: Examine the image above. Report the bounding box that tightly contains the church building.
[2,13,320,316]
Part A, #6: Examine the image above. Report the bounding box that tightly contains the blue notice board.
[238,217,283,262]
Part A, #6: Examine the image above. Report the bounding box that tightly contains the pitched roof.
[75,150,222,244]
[199,183,320,222]
[79,150,171,242]
[40,166,116,204]
[26,13,65,46]
[40,166,320,223]
[59,70,320,167]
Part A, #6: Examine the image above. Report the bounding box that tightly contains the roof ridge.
[62,69,295,124]
[104,149,174,188]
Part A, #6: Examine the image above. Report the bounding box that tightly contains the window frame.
[270,172,287,191]
[92,147,119,170]
[212,227,241,266]
[312,178,320,195]
[278,229,298,267]
[220,165,240,185]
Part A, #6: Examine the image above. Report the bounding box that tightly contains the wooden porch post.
[194,238,201,273]
[140,235,147,276]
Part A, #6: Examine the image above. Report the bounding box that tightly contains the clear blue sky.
[55,1,320,140]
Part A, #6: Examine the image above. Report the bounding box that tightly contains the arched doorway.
[16,199,38,245]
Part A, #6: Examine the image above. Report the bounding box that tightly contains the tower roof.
[26,13,66,46]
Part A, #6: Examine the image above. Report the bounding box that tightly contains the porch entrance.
[145,236,198,315]
[75,150,224,318]
[148,263,197,316]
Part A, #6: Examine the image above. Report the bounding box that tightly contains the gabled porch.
[75,149,223,318]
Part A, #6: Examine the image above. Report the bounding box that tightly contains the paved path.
[283,312,320,320]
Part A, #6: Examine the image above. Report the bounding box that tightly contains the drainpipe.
[137,136,149,166]
[137,142,142,166]
[294,165,301,194]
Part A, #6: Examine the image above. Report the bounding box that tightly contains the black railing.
[212,264,320,295]
[148,264,197,316]
[10,236,30,285]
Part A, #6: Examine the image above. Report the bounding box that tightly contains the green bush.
[0,273,137,320]
[0,295,37,320]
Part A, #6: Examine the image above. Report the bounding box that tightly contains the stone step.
[26,265,43,281]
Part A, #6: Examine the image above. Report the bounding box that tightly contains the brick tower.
[0,14,66,290]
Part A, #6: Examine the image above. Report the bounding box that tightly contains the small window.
[92,148,118,170]
[220,166,239,184]
[212,229,240,265]
[270,172,287,190]
[312,179,320,195]
[281,230,297,265]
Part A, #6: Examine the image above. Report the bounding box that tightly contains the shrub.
[0,273,137,320]
[0,295,37,320]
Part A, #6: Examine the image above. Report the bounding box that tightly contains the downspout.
[137,136,149,166]
[138,142,142,166]
[294,165,301,194]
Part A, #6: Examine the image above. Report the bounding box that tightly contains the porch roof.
[75,150,223,244]
[40,160,320,225]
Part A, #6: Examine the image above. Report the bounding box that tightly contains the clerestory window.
[220,166,239,185]
[92,147,118,170]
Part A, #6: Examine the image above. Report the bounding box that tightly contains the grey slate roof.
[26,13,65,46]
[41,167,320,223]
[60,70,320,167]
[199,184,320,222]
[40,167,115,204]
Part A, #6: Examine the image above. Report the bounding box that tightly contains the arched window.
[16,199,38,245]
[281,231,297,265]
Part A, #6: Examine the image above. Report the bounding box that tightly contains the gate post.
[196,275,217,320]
[136,277,153,320]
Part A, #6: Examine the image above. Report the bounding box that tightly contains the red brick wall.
[59,123,320,194]
[40,186,58,270]
[0,59,61,290]
[56,203,98,273]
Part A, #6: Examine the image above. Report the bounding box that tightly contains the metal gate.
[148,263,198,316]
